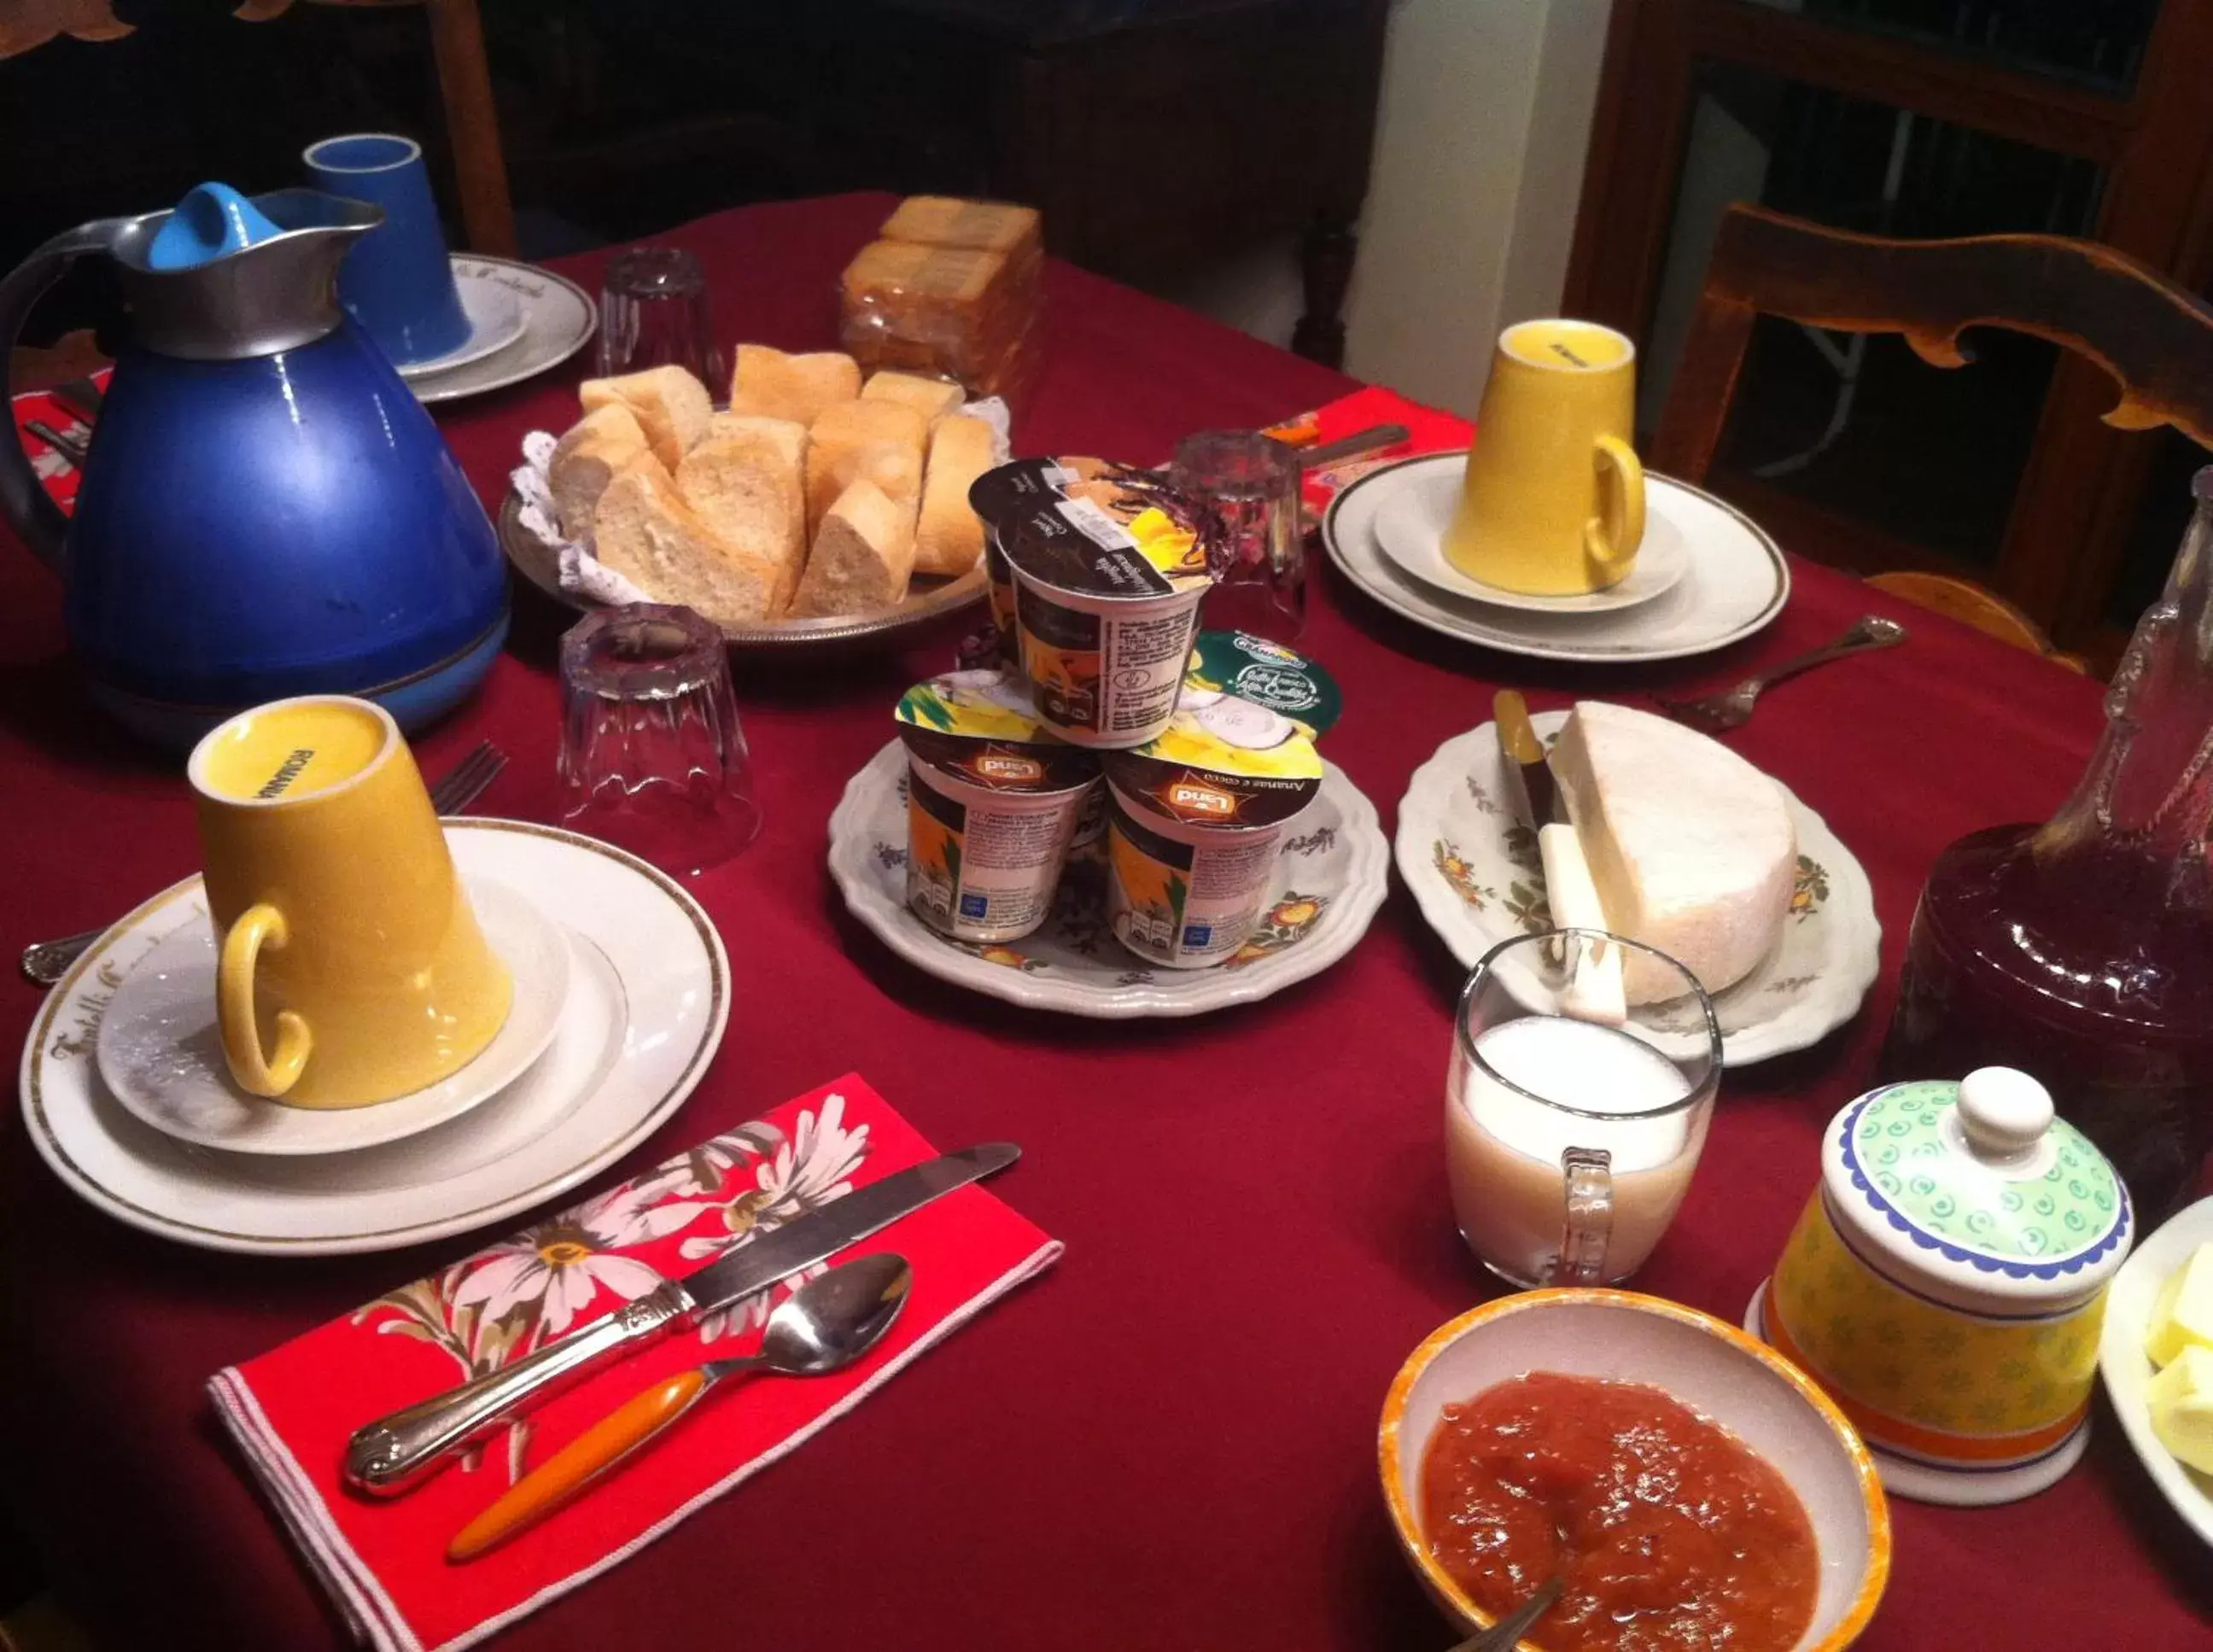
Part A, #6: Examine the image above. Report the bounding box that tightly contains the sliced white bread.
[914,412,994,577]
[804,399,926,534]
[579,365,712,472]
[592,454,785,627]
[861,369,966,423]
[728,345,861,427]
[787,478,918,619]
[548,403,653,540]
[677,415,809,616]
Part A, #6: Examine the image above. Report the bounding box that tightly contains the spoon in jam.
[1450,1576,1562,1652]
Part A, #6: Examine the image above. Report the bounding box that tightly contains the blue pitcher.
[0,184,507,748]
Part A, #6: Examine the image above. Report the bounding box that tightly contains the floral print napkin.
[209,1074,1060,1652]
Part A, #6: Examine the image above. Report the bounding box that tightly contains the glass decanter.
[1881,468,2213,1223]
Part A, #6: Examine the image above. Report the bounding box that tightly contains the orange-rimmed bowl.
[1379,1289,1891,1650]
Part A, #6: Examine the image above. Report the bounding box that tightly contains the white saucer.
[408,257,598,406]
[95,879,571,1157]
[1372,464,1689,614]
[396,267,526,380]
[2099,1195,2213,1547]
[828,741,1389,1019]
[1393,710,1881,1066]
[1324,452,1790,663]
[20,820,727,1255]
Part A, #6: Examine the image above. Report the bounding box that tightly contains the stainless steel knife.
[343,1142,1019,1496]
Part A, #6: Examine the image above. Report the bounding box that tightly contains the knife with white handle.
[343,1143,1019,1496]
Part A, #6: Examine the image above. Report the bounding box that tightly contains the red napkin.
[208,1075,1061,1652]
[1265,382,1474,516]
[9,366,111,514]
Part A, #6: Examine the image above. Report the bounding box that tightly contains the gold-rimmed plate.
[19,820,728,1256]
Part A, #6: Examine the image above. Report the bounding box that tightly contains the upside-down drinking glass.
[596,246,721,388]
[1171,428,1307,642]
[558,604,760,877]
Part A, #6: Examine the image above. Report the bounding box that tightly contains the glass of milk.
[1446,930,1720,1288]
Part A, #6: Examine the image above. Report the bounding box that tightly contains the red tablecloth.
[2,193,2206,1650]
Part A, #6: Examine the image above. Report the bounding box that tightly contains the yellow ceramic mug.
[187,696,511,1109]
[1445,318,1646,595]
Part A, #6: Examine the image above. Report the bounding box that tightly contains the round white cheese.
[1550,701,1797,1003]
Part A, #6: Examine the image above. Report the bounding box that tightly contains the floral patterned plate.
[828,740,1390,1018]
[1394,713,1881,1066]
[19,821,728,1256]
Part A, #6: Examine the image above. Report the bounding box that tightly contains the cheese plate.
[1394,711,1881,1066]
[2098,1196,2213,1550]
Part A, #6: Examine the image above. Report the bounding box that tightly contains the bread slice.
[676,416,809,615]
[549,403,652,539]
[861,370,966,423]
[788,479,917,619]
[728,345,861,427]
[578,365,712,472]
[914,413,994,578]
[880,196,1041,260]
[804,399,926,534]
[592,454,783,627]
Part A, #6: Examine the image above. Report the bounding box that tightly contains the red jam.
[1420,1372,1819,1652]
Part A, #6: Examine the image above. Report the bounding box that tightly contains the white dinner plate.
[408,257,597,406]
[95,879,571,1157]
[395,268,526,380]
[1324,452,1790,663]
[1372,464,1689,614]
[1394,711,1881,1065]
[20,820,728,1255]
[828,741,1389,1019]
[2099,1195,2213,1549]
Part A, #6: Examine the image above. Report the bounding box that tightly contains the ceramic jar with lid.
[1747,1066,2133,1505]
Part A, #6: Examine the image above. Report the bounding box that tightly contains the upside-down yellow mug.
[187,696,511,1109]
[1445,318,1646,595]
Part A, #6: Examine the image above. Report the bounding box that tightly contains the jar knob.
[1957,1067,2053,1164]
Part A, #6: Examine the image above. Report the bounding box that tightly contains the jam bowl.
[1379,1289,1889,1650]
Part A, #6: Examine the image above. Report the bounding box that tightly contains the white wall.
[1345,0,1613,414]
[1147,1,1614,418]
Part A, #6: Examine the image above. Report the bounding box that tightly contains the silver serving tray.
[497,493,988,655]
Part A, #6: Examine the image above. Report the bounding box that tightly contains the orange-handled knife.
[449,1253,913,1563]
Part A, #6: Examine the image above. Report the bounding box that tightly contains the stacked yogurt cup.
[898,451,1346,972]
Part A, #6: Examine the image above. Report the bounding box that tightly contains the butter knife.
[343,1143,1019,1495]
[1492,693,1624,1021]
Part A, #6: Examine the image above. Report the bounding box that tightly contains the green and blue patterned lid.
[1819,1067,2132,1311]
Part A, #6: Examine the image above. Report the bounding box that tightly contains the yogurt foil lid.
[896,669,1099,792]
[1100,636,1336,827]
[1184,631,1342,739]
[972,456,1212,601]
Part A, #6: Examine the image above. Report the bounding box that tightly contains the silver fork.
[18,739,506,987]
[1655,615,1906,734]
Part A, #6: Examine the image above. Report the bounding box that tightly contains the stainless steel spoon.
[449,1253,914,1562]
[1449,1576,1562,1651]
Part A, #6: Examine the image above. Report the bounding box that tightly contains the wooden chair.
[1651,202,2213,664]
[0,0,514,257]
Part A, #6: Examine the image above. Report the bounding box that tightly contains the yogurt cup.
[1098,645,1331,968]
[971,455,1124,663]
[896,669,1098,944]
[974,457,1214,749]
[1103,780,1299,968]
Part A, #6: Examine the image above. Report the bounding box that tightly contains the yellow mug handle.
[1585,435,1647,575]
[218,903,312,1097]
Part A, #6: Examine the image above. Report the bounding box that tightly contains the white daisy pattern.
[450,1219,666,1340]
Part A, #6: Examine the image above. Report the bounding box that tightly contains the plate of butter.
[2099,1200,2213,1548]
[1394,703,1881,1066]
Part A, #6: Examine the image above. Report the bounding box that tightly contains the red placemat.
[1267,382,1473,514]
[207,1074,1060,1652]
